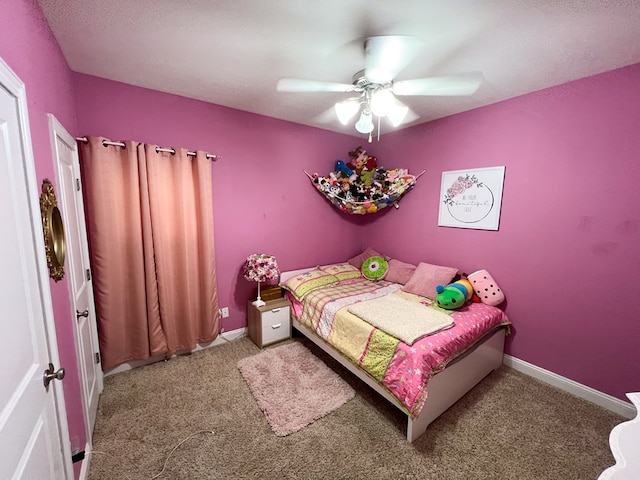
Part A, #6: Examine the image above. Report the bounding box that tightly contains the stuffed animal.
[360,169,375,186]
[348,146,366,168]
[348,146,376,175]
[436,278,474,310]
[467,270,505,306]
[335,160,357,182]
[365,155,377,170]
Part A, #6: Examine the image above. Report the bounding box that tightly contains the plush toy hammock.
[304,169,424,215]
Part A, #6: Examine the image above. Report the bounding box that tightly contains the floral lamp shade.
[243,254,279,307]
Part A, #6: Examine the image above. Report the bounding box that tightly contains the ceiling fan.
[277,35,483,138]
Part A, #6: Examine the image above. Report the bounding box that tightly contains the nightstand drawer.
[261,305,289,328]
[247,298,291,348]
[261,305,290,345]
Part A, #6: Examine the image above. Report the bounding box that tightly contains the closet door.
[49,115,103,439]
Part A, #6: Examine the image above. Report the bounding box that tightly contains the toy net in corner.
[304,168,421,215]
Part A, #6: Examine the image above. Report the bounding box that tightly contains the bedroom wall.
[72,73,367,333]
[369,63,640,402]
[0,0,86,473]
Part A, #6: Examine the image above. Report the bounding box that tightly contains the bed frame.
[294,318,504,442]
[281,265,505,442]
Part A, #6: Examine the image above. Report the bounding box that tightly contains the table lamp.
[243,253,279,307]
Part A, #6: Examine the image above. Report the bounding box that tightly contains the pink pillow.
[402,262,458,299]
[385,259,417,285]
[347,247,384,269]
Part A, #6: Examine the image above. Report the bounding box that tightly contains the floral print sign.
[438,166,505,230]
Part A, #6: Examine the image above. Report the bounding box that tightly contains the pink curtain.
[80,137,219,370]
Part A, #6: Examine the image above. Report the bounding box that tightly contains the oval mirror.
[40,179,66,281]
[49,205,66,267]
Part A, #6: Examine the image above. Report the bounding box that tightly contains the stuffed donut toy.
[361,256,388,281]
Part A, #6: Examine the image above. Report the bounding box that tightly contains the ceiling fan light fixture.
[387,103,409,127]
[370,89,395,117]
[355,109,374,134]
[335,97,361,125]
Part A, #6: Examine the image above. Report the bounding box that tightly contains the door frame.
[0,57,74,478]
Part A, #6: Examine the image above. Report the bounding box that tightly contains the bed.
[280,265,511,442]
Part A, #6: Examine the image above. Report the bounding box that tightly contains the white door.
[50,115,103,439]
[0,60,73,478]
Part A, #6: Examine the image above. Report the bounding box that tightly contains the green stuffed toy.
[436,278,473,310]
[360,169,375,186]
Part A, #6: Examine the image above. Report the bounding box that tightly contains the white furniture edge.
[598,392,640,480]
[293,317,505,442]
[503,355,635,419]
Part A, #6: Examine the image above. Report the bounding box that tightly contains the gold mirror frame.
[40,179,66,281]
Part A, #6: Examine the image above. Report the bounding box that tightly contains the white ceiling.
[39,0,640,136]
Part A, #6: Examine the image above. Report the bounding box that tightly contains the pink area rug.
[237,342,355,436]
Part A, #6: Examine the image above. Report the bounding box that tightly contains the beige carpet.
[88,337,623,480]
[237,342,355,436]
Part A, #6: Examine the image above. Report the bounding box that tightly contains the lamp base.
[252,298,266,307]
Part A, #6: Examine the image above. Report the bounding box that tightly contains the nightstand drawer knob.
[271,308,281,313]
[271,323,282,329]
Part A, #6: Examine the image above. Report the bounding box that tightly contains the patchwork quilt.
[292,278,510,419]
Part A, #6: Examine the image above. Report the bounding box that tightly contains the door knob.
[76,309,89,318]
[43,363,65,391]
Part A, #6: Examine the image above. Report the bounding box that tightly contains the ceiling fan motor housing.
[352,70,388,94]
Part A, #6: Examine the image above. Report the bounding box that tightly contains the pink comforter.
[289,279,510,418]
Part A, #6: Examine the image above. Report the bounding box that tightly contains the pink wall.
[1,0,86,473]
[73,73,366,332]
[370,63,640,401]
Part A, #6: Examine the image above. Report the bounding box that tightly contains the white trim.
[105,327,248,376]
[503,354,636,419]
[215,327,248,343]
[77,441,91,480]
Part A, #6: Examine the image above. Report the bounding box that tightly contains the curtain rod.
[75,137,220,160]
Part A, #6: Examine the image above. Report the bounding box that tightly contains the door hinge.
[86,269,91,281]
[76,178,81,191]
[95,352,101,364]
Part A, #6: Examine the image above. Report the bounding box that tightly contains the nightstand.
[247,297,291,348]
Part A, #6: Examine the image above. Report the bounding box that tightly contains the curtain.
[80,137,219,370]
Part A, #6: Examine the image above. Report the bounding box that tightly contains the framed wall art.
[438,166,505,230]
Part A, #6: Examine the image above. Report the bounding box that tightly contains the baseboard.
[219,327,247,342]
[503,354,636,419]
[105,327,247,376]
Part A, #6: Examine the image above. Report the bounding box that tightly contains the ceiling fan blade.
[276,78,354,93]
[403,108,420,124]
[364,35,421,84]
[392,72,484,96]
